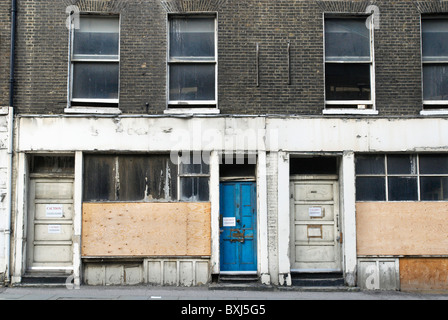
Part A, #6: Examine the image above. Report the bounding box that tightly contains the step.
[291,273,345,287]
[20,273,71,287]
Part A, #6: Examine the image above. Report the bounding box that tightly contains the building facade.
[0,0,448,291]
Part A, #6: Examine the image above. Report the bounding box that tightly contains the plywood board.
[400,258,448,291]
[82,202,211,256]
[356,202,448,255]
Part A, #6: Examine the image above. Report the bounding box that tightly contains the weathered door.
[220,182,257,273]
[27,177,75,272]
[290,176,341,272]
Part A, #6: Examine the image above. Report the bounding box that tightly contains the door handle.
[236,219,240,223]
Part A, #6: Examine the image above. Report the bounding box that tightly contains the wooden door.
[290,176,341,272]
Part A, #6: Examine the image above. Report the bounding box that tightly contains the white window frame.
[65,14,121,115]
[165,14,219,114]
[420,16,448,115]
[323,14,377,115]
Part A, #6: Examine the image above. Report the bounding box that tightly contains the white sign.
[46,204,63,218]
[223,217,236,227]
[309,207,323,218]
[48,225,62,234]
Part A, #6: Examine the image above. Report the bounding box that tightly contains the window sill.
[323,109,378,115]
[420,109,448,116]
[64,107,122,115]
[164,108,220,115]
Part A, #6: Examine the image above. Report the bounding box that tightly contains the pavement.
[1,284,448,300]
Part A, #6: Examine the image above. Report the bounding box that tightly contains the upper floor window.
[421,17,448,114]
[69,15,120,111]
[166,16,218,113]
[324,16,376,114]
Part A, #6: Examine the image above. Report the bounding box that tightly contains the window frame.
[165,14,219,114]
[355,154,448,202]
[66,14,121,114]
[323,14,377,115]
[177,151,211,202]
[420,16,448,115]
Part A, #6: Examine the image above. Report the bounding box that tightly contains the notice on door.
[48,225,62,234]
[223,217,236,227]
[46,204,63,218]
[309,207,323,218]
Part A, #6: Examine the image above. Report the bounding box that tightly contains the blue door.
[220,182,257,272]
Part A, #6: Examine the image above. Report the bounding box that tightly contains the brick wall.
[0,1,10,107]
[10,0,445,116]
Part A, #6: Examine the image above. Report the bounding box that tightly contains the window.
[178,151,210,201]
[324,17,376,113]
[421,17,448,112]
[69,16,120,109]
[167,16,217,112]
[355,154,448,201]
[83,155,178,202]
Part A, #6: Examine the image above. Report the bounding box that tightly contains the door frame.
[289,174,342,273]
[12,152,83,285]
[219,180,258,275]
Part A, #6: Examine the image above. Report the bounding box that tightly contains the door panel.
[27,178,74,271]
[220,182,257,272]
[290,178,341,271]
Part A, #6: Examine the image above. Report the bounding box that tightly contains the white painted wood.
[277,152,291,283]
[256,151,270,284]
[341,151,357,286]
[12,153,27,284]
[290,176,341,272]
[209,151,220,274]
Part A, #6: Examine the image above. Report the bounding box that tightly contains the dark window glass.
[325,64,371,100]
[387,155,417,175]
[423,65,448,101]
[74,16,119,58]
[422,19,448,61]
[169,64,215,101]
[355,155,385,175]
[83,155,116,201]
[170,18,215,58]
[30,156,75,174]
[180,177,209,201]
[419,155,448,174]
[72,63,119,100]
[290,157,338,175]
[325,18,370,62]
[356,177,386,201]
[388,177,418,201]
[420,176,448,201]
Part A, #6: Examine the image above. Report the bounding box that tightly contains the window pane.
[180,177,209,201]
[169,64,215,101]
[388,177,418,201]
[170,18,215,58]
[180,151,210,174]
[74,16,119,57]
[420,176,448,201]
[423,65,448,100]
[356,155,385,174]
[387,155,417,175]
[356,177,386,201]
[422,19,448,61]
[83,155,116,201]
[419,155,448,174]
[325,63,371,101]
[72,62,119,100]
[325,18,370,62]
